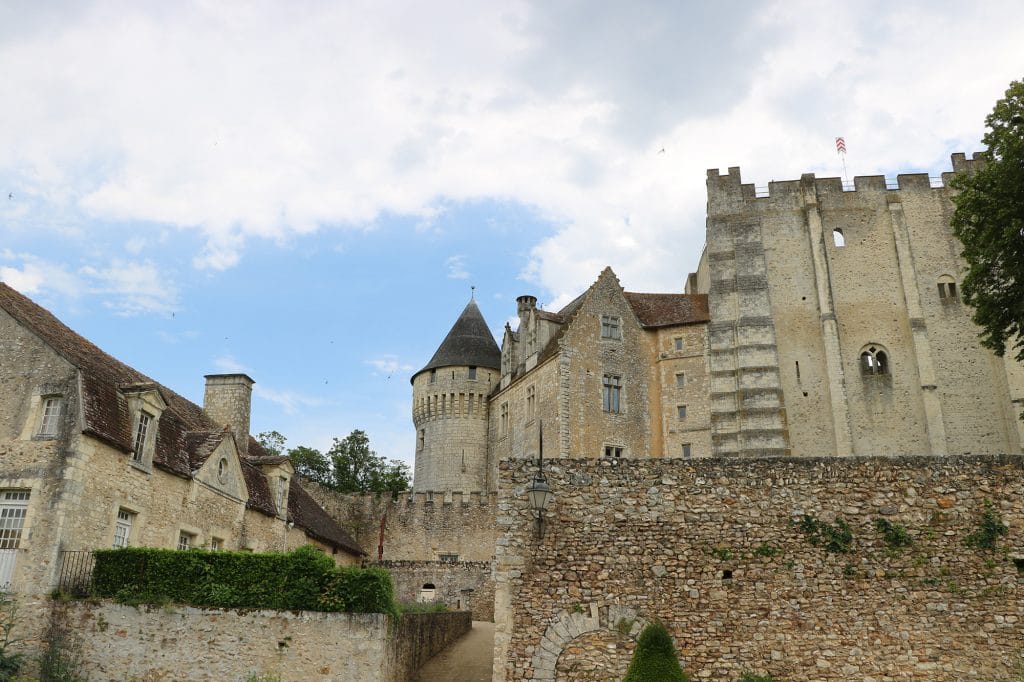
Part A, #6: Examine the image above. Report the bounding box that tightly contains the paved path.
[416,620,495,682]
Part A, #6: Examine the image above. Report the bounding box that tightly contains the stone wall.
[494,455,1024,681]
[54,601,470,682]
[301,484,498,563]
[376,559,495,621]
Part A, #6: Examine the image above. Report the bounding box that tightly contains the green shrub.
[754,544,780,558]
[796,515,853,553]
[93,545,395,614]
[622,622,689,682]
[965,500,1008,551]
[875,518,913,550]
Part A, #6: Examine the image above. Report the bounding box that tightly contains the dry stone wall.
[494,455,1024,681]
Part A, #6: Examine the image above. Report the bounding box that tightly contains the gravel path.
[416,620,495,682]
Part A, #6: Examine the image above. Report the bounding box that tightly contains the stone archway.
[529,604,647,681]
[555,627,635,681]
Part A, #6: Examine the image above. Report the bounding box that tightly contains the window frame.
[603,445,624,458]
[37,396,62,437]
[673,337,683,351]
[131,411,153,464]
[113,509,134,548]
[681,443,692,459]
[525,385,536,420]
[677,405,687,419]
[675,373,685,389]
[600,315,622,340]
[602,374,622,414]
[177,531,195,551]
[468,366,477,380]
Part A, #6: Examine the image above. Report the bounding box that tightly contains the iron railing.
[57,550,95,596]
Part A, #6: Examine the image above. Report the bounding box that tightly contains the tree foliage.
[622,622,689,682]
[951,78,1024,364]
[255,429,410,493]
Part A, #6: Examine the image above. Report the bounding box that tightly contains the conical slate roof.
[413,299,500,382]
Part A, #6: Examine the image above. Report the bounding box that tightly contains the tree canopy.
[951,78,1024,364]
[255,429,410,493]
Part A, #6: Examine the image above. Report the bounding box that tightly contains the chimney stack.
[516,295,537,328]
[203,374,254,457]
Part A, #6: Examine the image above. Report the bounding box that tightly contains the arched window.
[937,275,958,301]
[832,228,846,247]
[860,345,890,376]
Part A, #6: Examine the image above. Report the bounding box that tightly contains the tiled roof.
[0,283,363,556]
[413,299,501,381]
[288,479,365,556]
[0,283,218,478]
[623,292,710,328]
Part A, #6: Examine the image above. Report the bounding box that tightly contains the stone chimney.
[203,374,254,457]
[516,295,537,328]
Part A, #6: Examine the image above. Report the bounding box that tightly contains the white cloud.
[1,0,1022,298]
[0,252,82,298]
[446,254,469,280]
[253,385,325,415]
[213,355,250,373]
[79,259,178,316]
[366,355,416,377]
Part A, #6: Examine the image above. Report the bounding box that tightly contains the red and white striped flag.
[835,137,847,154]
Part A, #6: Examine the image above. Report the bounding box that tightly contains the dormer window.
[276,476,289,517]
[37,396,62,437]
[122,384,166,471]
[132,412,152,463]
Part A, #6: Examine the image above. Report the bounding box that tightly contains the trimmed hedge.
[622,622,690,682]
[93,545,397,617]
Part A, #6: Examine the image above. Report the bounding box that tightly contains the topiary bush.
[622,622,690,682]
[93,545,395,614]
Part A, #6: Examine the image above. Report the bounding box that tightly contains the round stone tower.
[411,298,500,492]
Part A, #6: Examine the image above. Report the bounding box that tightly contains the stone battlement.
[707,151,986,202]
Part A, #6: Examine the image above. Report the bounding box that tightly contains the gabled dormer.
[248,456,295,520]
[190,430,249,502]
[121,383,167,472]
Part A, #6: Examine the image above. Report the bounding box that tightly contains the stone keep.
[698,153,1024,457]
[411,299,501,492]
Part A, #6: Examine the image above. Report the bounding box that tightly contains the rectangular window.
[602,374,622,413]
[0,491,30,550]
[468,366,477,380]
[681,443,692,459]
[38,397,62,436]
[500,402,509,437]
[438,553,458,563]
[132,412,152,463]
[677,405,687,419]
[113,509,134,548]
[603,446,623,458]
[177,532,194,551]
[675,373,685,388]
[430,369,436,383]
[210,537,223,552]
[417,429,425,450]
[526,385,536,419]
[674,337,683,351]
[600,315,622,340]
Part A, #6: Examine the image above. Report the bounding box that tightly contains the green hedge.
[93,545,397,616]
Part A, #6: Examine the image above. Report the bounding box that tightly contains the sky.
[2,1,1023,477]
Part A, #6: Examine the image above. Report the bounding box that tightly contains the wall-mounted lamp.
[525,420,554,538]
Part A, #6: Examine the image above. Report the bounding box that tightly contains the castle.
[410,151,1023,495]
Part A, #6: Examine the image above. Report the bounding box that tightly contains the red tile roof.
[623,292,710,328]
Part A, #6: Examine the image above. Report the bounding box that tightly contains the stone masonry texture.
[494,455,1024,681]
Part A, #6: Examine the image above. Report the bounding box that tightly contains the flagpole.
[835,137,849,186]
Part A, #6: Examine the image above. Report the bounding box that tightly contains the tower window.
[681,443,692,459]
[468,366,477,380]
[937,276,958,301]
[860,346,890,376]
[833,228,846,247]
[675,373,685,388]
[430,369,436,384]
[677,405,687,419]
[674,337,683,351]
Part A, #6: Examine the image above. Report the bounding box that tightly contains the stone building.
[695,152,1024,459]
[0,283,364,596]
